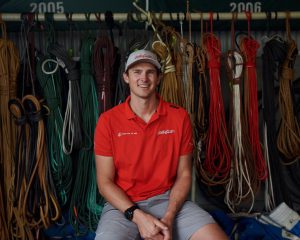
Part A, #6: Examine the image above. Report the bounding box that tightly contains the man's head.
[125,49,161,73]
[123,50,161,98]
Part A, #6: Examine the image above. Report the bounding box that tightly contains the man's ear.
[123,72,129,84]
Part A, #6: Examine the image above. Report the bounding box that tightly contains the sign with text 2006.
[154,0,300,12]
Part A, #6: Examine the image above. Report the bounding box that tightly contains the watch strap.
[124,205,140,221]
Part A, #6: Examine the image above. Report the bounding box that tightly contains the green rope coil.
[36,54,73,206]
[69,37,105,234]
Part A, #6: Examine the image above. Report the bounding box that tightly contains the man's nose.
[139,71,147,80]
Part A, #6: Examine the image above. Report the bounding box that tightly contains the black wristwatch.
[124,205,140,221]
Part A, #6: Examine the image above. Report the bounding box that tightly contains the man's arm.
[95,155,133,212]
[95,155,169,239]
[160,153,193,234]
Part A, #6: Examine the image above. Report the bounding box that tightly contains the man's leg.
[189,223,228,240]
[95,202,141,240]
[173,201,228,240]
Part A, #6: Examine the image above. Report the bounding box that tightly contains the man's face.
[123,62,161,99]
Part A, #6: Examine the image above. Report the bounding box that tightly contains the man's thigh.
[95,193,216,240]
[144,192,216,240]
[173,201,216,240]
[95,202,141,240]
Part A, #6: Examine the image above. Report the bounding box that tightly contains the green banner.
[152,0,300,12]
[1,0,299,13]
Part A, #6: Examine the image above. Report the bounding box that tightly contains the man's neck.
[129,95,158,123]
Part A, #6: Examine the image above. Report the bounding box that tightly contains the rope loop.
[41,58,59,75]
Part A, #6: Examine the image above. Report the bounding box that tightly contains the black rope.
[47,43,84,154]
[262,36,292,207]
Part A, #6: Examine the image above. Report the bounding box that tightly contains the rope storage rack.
[2,11,300,22]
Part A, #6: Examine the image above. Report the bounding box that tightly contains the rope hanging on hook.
[239,22,268,181]
[8,95,61,239]
[93,35,116,115]
[69,37,105,233]
[0,20,20,240]
[225,49,259,213]
[277,13,300,165]
[150,16,185,97]
[47,43,84,154]
[200,33,232,189]
[37,53,73,206]
[194,43,210,187]
[152,40,184,107]
[262,33,292,208]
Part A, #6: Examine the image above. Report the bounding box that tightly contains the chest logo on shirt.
[157,129,175,135]
[117,132,138,137]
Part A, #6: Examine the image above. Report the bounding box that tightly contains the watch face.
[124,205,139,221]
[125,210,133,220]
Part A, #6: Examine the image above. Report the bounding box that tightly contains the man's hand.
[144,233,164,240]
[132,209,171,240]
[160,214,174,240]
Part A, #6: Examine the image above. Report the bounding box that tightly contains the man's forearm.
[164,174,192,220]
[163,152,193,221]
[99,180,135,212]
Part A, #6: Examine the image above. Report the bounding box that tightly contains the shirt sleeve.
[179,112,194,156]
[94,113,113,156]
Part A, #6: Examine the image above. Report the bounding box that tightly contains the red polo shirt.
[94,95,193,202]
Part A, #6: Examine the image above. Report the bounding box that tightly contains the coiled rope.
[93,35,116,114]
[69,37,104,234]
[0,19,20,240]
[182,42,195,117]
[194,44,208,145]
[0,180,8,239]
[225,49,259,213]
[262,35,292,208]
[171,34,185,104]
[19,15,36,96]
[48,43,84,154]
[8,98,29,240]
[152,40,184,107]
[37,54,73,206]
[239,12,268,181]
[276,15,300,207]
[8,95,61,239]
[151,17,186,109]
[201,33,231,188]
[277,16,300,165]
[240,37,268,181]
[194,44,210,177]
[194,15,210,186]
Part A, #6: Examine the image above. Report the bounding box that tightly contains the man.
[94,49,228,240]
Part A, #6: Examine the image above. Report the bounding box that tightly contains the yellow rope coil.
[152,40,184,107]
[277,39,300,164]
[0,19,20,240]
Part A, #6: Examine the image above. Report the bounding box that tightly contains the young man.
[94,49,228,240]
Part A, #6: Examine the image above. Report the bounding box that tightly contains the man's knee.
[190,223,229,240]
[95,226,141,240]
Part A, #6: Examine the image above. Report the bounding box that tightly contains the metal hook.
[65,12,73,22]
[85,13,91,22]
[95,13,102,23]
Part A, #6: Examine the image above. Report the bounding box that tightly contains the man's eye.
[147,71,156,75]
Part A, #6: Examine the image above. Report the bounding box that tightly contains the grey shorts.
[95,191,215,240]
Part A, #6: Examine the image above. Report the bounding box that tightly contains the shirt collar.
[124,94,167,120]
